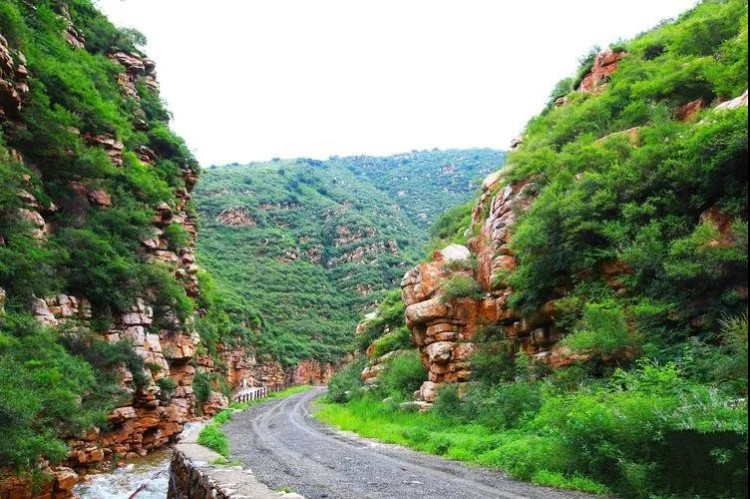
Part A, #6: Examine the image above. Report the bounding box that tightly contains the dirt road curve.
[223,387,594,499]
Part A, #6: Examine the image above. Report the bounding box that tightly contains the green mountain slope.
[195,151,505,365]
[328,1,748,498]
[333,149,506,225]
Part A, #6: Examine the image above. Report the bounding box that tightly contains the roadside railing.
[231,386,268,404]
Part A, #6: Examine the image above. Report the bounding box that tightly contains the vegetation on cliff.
[0,0,253,477]
[195,151,504,366]
[324,1,748,497]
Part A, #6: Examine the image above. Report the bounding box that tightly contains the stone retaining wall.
[168,424,302,499]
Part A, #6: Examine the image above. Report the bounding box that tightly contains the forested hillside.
[0,1,264,493]
[333,149,505,225]
[195,150,504,366]
[325,1,749,497]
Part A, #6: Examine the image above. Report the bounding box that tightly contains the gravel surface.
[224,387,597,499]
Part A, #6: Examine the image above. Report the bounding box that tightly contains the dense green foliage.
[0,316,102,468]
[319,321,747,497]
[376,351,428,399]
[0,0,238,472]
[0,0,198,316]
[198,419,230,457]
[507,0,748,334]
[196,151,502,365]
[326,358,368,403]
[354,289,407,354]
[332,149,505,226]
[323,2,748,497]
[439,275,484,303]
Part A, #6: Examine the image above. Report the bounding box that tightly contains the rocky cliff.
[396,42,748,404]
[1,7,201,494]
[0,3,331,497]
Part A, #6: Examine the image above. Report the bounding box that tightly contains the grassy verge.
[198,385,314,457]
[314,396,609,495]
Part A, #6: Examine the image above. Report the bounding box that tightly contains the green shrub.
[197,424,229,457]
[355,290,406,353]
[163,222,191,251]
[433,384,463,419]
[470,325,516,385]
[378,350,427,399]
[327,358,367,403]
[560,301,636,358]
[370,327,413,358]
[193,371,232,409]
[440,275,483,303]
[193,370,213,405]
[213,409,233,426]
[475,382,543,430]
[156,377,177,399]
[0,314,107,468]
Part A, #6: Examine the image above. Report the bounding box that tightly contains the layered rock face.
[0,34,29,121]
[16,51,202,471]
[578,49,626,93]
[1,18,202,491]
[0,467,78,499]
[400,50,630,403]
[400,52,749,405]
[402,166,619,403]
[402,175,549,402]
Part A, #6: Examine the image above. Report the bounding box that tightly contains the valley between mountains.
[0,0,748,498]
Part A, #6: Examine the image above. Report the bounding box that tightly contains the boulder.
[32,297,58,326]
[399,401,432,412]
[405,298,451,325]
[425,341,453,364]
[716,89,748,110]
[52,467,78,494]
[434,244,471,264]
[87,189,112,208]
[418,381,440,403]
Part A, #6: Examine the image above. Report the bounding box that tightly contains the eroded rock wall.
[1,18,202,482]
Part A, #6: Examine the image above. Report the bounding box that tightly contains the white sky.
[96,0,697,166]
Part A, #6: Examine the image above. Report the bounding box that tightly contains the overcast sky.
[97,0,697,166]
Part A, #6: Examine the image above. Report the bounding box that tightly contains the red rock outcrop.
[0,34,29,120]
[216,207,256,226]
[0,466,78,499]
[59,2,85,49]
[16,187,50,240]
[290,359,336,385]
[109,51,159,100]
[2,34,203,480]
[400,173,574,403]
[83,133,125,166]
[29,292,197,467]
[676,98,705,122]
[205,347,335,390]
[578,49,626,93]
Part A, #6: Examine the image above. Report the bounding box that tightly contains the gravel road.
[223,387,596,499]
